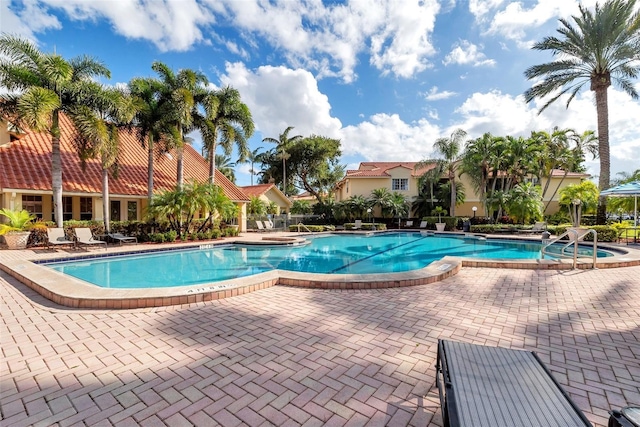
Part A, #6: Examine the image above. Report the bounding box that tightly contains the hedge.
[288,225,336,232]
[421,216,457,231]
[343,223,387,231]
[552,225,618,242]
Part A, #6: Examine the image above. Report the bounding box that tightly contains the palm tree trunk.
[147,137,154,203]
[51,112,64,227]
[102,168,110,233]
[594,85,610,224]
[209,142,217,184]
[544,170,568,213]
[176,144,184,190]
[450,175,456,217]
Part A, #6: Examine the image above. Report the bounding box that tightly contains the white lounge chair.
[354,220,363,230]
[255,221,265,232]
[75,228,107,250]
[46,227,75,250]
[405,220,414,228]
[419,220,428,229]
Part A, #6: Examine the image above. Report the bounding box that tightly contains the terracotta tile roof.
[345,162,436,178]
[0,114,249,202]
[550,169,590,178]
[240,184,274,197]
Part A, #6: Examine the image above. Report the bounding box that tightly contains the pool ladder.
[541,228,597,269]
[296,222,312,233]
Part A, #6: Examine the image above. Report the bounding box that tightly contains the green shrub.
[211,229,222,239]
[552,225,618,242]
[164,230,177,242]
[288,224,339,232]
[421,216,457,231]
[197,232,207,240]
[149,233,165,243]
[470,224,517,234]
[343,223,386,231]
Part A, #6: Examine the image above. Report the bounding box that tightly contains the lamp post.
[472,206,477,219]
[367,208,372,224]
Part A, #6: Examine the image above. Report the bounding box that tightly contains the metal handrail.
[296,222,312,233]
[541,228,597,269]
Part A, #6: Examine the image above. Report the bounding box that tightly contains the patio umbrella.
[600,181,640,225]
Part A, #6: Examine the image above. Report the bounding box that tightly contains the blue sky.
[2,0,640,188]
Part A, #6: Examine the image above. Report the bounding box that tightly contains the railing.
[296,222,312,233]
[541,228,597,269]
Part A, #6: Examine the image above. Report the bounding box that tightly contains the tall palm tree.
[201,86,254,184]
[215,154,236,183]
[368,187,392,217]
[151,61,207,189]
[262,126,303,196]
[530,127,574,205]
[0,35,111,227]
[72,87,136,232]
[246,146,263,185]
[460,132,498,216]
[524,0,640,224]
[432,128,467,217]
[128,76,179,203]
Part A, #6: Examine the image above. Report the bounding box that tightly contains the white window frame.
[392,178,409,191]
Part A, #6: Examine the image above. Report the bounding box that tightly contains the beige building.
[0,115,251,231]
[334,161,588,217]
[240,184,292,214]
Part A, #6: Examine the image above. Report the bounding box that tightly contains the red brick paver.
[1,266,639,426]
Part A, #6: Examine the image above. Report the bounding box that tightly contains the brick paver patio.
[1,264,639,426]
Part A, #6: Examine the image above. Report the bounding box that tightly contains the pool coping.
[1,231,640,309]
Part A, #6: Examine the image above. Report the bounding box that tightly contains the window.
[110,200,121,221]
[22,195,43,219]
[52,196,73,222]
[80,197,92,221]
[392,178,409,191]
[127,201,137,221]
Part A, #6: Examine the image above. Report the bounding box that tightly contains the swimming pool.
[45,232,612,289]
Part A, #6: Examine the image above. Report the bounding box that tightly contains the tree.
[262,126,303,196]
[128,76,179,203]
[0,35,111,227]
[201,86,254,184]
[432,128,467,217]
[504,182,543,225]
[460,132,498,216]
[524,0,640,224]
[291,200,313,215]
[248,196,267,215]
[151,62,208,189]
[215,154,236,183]
[346,195,369,220]
[559,181,599,226]
[368,188,392,217]
[246,146,263,185]
[387,192,410,227]
[72,87,136,232]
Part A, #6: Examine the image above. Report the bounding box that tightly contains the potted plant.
[432,206,447,232]
[0,209,36,250]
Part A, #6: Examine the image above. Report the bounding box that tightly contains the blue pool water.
[45,232,613,289]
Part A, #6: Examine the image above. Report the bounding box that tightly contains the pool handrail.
[541,228,597,269]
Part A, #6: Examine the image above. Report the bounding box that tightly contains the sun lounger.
[255,221,265,232]
[518,221,547,234]
[404,220,414,228]
[419,220,428,229]
[108,233,137,245]
[46,227,75,250]
[353,220,362,230]
[436,339,592,427]
[75,228,107,250]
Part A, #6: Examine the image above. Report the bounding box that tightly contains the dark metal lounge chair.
[108,233,137,245]
[436,339,592,427]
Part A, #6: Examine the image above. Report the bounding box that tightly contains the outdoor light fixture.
[472,206,477,218]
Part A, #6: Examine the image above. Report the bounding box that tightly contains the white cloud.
[452,88,640,179]
[443,40,495,67]
[341,114,441,161]
[40,0,214,51]
[0,0,61,39]
[12,0,441,82]
[469,0,506,21]
[486,0,598,46]
[218,62,342,140]
[424,86,457,101]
